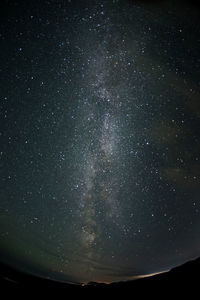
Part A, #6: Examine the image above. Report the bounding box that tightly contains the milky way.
[0,0,200,284]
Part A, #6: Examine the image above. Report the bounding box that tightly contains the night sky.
[0,0,200,284]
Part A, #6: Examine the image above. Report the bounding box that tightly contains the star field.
[0,0,200,284]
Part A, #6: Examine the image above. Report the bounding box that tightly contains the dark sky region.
[0,0,200,284]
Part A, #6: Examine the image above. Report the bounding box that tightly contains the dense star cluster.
[0,0,200,284]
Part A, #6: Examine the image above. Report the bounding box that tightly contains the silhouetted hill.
[0,257,199,295]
